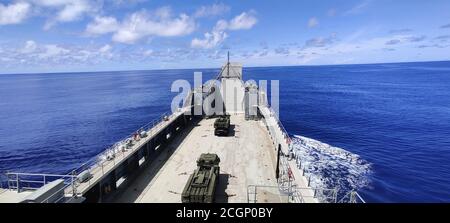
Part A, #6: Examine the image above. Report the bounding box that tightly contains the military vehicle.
[181,153,220,203]
[214,115,230,136]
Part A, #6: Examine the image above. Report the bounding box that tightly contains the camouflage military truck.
[214,115,230,136]
[181,153,221,203]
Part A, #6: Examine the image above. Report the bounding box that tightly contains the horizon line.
[1,59,449,76]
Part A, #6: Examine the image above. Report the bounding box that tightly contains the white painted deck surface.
[114,114,282,203]
[0,189,32,203]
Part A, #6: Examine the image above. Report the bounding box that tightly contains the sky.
[0,0,450,74]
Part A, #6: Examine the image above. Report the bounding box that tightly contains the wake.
[291,135,372,195]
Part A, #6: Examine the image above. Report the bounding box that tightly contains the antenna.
[227,51,230,77]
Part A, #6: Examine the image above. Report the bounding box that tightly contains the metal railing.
[247,185,334,203]
[69,110,175,174]
[5,172,76,192]
[337,190,366,203]
[295,187,338,203]
[2,172,77,203]
[247,184,365,203]
[259,96,366,204]
[64,109,184,192]
[0,176,6,189]
[3,173,82,203]
[39,183,79,203]
[267,107,292,144]
[247,185,293,203]
[0,108,186,203]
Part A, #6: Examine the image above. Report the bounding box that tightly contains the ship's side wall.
[82,113,197,203]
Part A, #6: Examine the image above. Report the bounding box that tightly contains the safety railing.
[247,185,292,203]
[68,110,175,175]
[295,187,338,203]
[0,176,6,189]
[64,109,183,191]
[0,107,187,203]
[277,153,294,186]
[267,107,292,144]
[337,190,366,203]
[247,184,365,203]
[258,92,366,204]
[5,172,76,192]
[258,98,293,156]
[39,183,79,203]
[247,185,333,203]
[1,172,81,203]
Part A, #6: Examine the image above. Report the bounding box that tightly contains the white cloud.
[191,11,257,49]
[85,8,195,44]
[238,31,444,66]
[113,10,195,44]
[30,0,100,29]
[1,40,118,67]
[293,33,432,64]
[274,47,290,55]
[56,1,90,22]
[194,3,230,18]
[0,2,31,25]
[143,49,153,56]
[384,35,427,45]
[214,19,229,31]
[307,17,319,28]
[227,11,257,30]
[99,44,113,58]
[304,34,337,48]
[38,44,71,59]
[85,16,119,36]
[344,0,372,15]
[20,40,38,53]
[191,25,228,49]
[99,44,112,53]
[111,0,147,6]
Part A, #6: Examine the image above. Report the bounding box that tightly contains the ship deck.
[0,189,32,203]
[113,114,280,203]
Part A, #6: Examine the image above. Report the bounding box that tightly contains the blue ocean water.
[1,61,450,202]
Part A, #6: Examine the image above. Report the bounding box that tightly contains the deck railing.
[337,190,366,203]
[68,110,176,177]
[259,97,366,204]
[247,184,364,203]
[0,108,185,202]
[4,172,76,192]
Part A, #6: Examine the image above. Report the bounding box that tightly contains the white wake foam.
[291,135,372,195]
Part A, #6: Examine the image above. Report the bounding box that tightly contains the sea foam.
[291,135,372,196]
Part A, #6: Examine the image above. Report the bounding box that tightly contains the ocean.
[1,61,450,202]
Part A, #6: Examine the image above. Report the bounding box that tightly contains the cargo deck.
[113,114,280,203]
[0,55,357,203]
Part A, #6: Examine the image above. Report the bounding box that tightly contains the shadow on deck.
[108,118,201,203]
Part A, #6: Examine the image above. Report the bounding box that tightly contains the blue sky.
[0,0,450,74]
